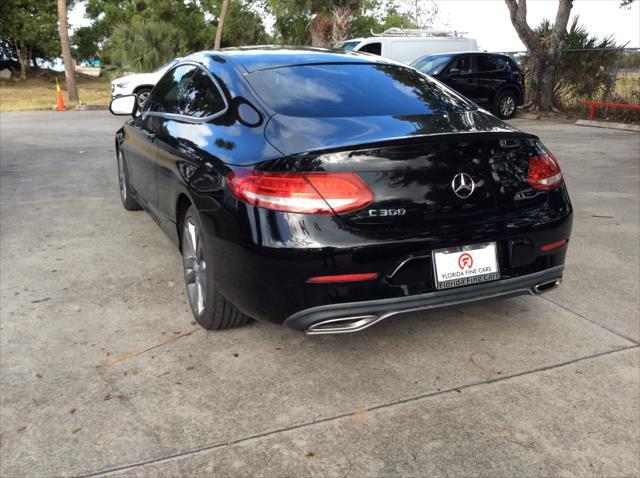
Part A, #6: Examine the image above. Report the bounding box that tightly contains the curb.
[75,104,109,111]
[574,119,640,132]
[514,112,541,120]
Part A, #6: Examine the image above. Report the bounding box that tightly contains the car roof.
[188,46,397,73]
[422,51,512,58]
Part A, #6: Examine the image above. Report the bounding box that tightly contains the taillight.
[226,171,373,214]
[539,239,567,252]
[528,153,563,191]
[308,273,379,283]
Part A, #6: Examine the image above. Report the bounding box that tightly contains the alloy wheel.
[137,91,150,109]
[183,218,207,316]
[499,95,516,117]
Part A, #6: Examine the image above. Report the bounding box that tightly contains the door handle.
[144,131,157,142]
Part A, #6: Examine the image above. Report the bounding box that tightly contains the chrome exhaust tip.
[533,279,561,294]
[306,315,379,335]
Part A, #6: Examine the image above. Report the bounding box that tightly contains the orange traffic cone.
[55,78,66,111]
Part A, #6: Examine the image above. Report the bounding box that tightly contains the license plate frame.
[432,242,500,290]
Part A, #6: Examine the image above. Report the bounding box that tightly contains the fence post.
[602,42,629,119]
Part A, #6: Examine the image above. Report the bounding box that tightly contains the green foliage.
[533,16,619,105]
[85,0,215,53]
[83,0,269,64]
[107,19,188,72]
[72,26,102,60]
[351,3,415,37]
[222,1,271,47]
[267,0,417,43]
[0,0,60,64]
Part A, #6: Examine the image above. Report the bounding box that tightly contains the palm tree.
[57,0,79,103]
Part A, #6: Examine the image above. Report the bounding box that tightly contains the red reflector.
[308,273,379,283]
[528,153,563,191]
[540,239,567,251]
[227,171,373,214]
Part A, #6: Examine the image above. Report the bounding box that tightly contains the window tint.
[339,41,360,51]
[506,58,521,72]
[358,42,381,55]
[476,55,501,72]
[145,65,197,114]
[246,64,473,118]
[181,69,226,118]
[449,56,471,74]
[411,55,452,75]
[493,56,508,71]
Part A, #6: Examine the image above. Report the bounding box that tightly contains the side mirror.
[448,68,461,76]
[109,95,137,116]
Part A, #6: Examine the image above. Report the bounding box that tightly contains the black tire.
[117,148,141,211]
[135,88,152,109]
[494,90,518,119]
[181,205,251,330]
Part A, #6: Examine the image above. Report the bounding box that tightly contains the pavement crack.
[540,295,639,345]
[77,344,639,478]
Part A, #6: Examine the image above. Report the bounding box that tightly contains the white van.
[337,28,478,65]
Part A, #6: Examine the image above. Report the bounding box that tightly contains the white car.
[111,58,181,109]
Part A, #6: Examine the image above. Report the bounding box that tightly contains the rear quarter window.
[246,63,473,118]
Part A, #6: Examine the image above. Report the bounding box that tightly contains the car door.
[124,103,160,209]
[153,64,229,227]
[474,54,507,104]
[132,65,198,212]
[439,55,478,100]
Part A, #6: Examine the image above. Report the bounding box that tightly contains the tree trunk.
[16,46,27,80]
[505,0,573,111]
[309,13,332,47]
[540,62,557,110]
[214,0,230,49]
[57,0,79,103]
[331,6,351,45]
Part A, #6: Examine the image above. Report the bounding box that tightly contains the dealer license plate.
[432,242,500,290]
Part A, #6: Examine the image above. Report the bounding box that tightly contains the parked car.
[411,52,525,119]
[337,28,478,64]
[109,47,572,335]
[111,58,181,109]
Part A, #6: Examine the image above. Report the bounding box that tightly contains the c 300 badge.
[368,208,407,217]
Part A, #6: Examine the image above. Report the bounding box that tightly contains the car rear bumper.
[284,265,564,334]
[198,186,572,328]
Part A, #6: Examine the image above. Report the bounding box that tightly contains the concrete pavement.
[0,111,638,477]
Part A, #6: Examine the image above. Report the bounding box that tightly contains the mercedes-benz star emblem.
[451,172,475,199]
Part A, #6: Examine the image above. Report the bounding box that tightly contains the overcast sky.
[69,0,640,52]
[433,0,640,51]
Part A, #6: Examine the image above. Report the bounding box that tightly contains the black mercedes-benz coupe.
[109,47,572,334]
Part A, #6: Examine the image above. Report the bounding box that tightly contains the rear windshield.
[246,63,474,118]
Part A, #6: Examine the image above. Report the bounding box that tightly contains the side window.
[493,56,508,71]
[506,58,521,72]
[358,42,381,56]
[144,65,197,114]
[477,55,499,72]
[181,69,227,118]
[449,56,471,74]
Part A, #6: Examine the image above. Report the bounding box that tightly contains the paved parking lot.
[1,111,638,477]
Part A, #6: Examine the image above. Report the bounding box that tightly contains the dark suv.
[411,52,525,119]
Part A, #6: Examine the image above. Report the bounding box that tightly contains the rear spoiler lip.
[285,130,540,159]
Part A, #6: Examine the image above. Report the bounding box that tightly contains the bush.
[106,19,188,73]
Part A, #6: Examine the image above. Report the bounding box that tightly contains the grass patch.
[0,73,111,112]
